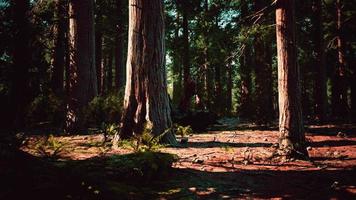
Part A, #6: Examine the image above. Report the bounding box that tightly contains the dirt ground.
[19,123,356,199]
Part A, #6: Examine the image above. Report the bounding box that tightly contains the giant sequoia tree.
[275,0,307,158]
[66,0,97,133]
[113,0,177,146]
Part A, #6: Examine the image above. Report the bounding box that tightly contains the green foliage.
[35,134,67,159]
[26,90,63,127]
[101,123,119,136]
[106,152,178,181]
[86,92,123,126]
[174,125,193,137]
[116,123,171,152]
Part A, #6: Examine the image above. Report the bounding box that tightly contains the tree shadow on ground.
[177,141,273,148]
[310,140,356,147]
[0,149,175,200]
[306,124,356,137]
[156,167,356,199]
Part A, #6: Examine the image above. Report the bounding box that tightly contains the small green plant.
[116,123,169,153]
[174,125,193,137]
[100,123,119,142]
[132,123,167,152]
[35,135,67,159]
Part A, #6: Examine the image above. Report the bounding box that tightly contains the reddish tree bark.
[113,0,177,146]
[276,0,307,158]
[332,0,348,119]
[66,0,97,133]
[52,0,67,96]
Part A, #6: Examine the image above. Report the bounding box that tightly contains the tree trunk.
[52,0,67,96]
[113,0,177,146]
[226,60,233,114]
[179,3,192,112]
[238,0,253,119]
[9,0,31,130]
[276,0,307,158]
[115,0,125,90]
[172,12,182,106]
[254,0,274,124]
[66,0,97,133]
[350,46,356,122]
[332,0,348,119]
[311,0,327,122]
[107,48,114,92]
[214,63,222,114]
[95,3,103,95]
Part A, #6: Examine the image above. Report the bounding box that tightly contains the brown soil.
[19,123,356,199]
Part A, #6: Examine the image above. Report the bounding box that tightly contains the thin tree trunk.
[203,0,211,110]
[332,0,348,119]
[115,0,125,90]
[52,0,67,96]
[66,0,97,133]
[312,0,327,122]
[214,63,222,114]
[113,0,177,146]
[107,49,114,92]
[238,0,253,119]
[276,0,307,158]
[95,4,103,95]
[254,0,274,124]
[226,60,233,114]
[350,46,356,121]
[179,3,192,112]
[172,11,182,106]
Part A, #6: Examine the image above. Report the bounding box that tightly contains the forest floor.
[2,121,356,199]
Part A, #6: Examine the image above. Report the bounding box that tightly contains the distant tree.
[332,0,348,119]
[179,0,192,112]
[95,0,104,95]
[311,0,327,122]
[114,0,125,91]
[171,8,182,106]
[113,0,177,146]
[51,0,67,96]
[238,0,253,119]
[275,0,308,158]
[254,0,274,124]
[66,0,97,133]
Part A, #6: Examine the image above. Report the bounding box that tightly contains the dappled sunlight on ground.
[19,123,356,199]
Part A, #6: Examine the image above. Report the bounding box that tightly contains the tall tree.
[226,59,233,114]
[179,1,193,112]
[172,10,182,106]
[115,0,125,90]
[107,47,114,91]
[113,0,177,146]
[276,0,307,158]
[95,0,104,95]
[311,0,327,122]
[9,0,31,129]
[332,0,348,119]
[254,0,274,124]
[66,0,97,133]
[350,46,356,121]
[238,0,253,119]
[52,0,67,96]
